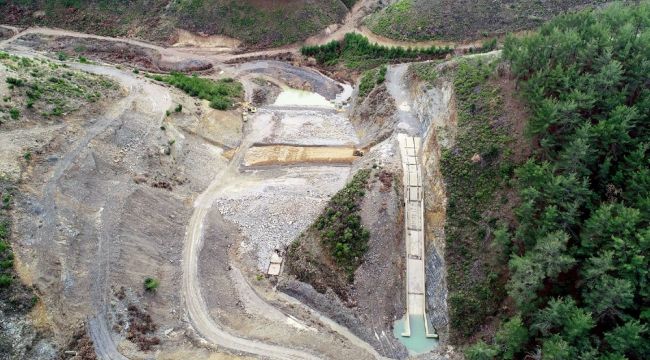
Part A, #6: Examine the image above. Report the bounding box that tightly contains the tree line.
[300,32,452,67]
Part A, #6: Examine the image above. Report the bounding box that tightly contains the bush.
[0,259,12,270]
[6,77,24,87]
[0,274,11,288]
[465,341,498,360]
[156,73,242,110]
[174,104,182,112]
[144,277,159,292]
[9,108,19,120]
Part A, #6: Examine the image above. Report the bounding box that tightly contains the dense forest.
[466,2,649,359]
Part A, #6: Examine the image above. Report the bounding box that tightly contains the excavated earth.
[0,25,461,360]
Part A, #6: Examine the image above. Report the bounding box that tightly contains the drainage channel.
[394,133,438,355]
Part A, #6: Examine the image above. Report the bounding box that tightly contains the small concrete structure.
[397,133,437,339]
[267,252,283,276]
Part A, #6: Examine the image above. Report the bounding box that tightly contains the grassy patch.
[151,73,243,110]
[408,62,439,83]
[301,33,452,70]
[358,65,387,99]
[439,58,513,342]
[0,52,118,123]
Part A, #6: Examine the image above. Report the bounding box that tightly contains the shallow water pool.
[273,88,334,108]
[393,315,438,355]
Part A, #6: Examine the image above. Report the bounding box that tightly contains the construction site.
[0,0,542,357]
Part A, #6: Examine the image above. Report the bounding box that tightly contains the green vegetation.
[0,275,11,288]
[358,65,387,99]
[408,62,439,83]
[174,104,182,113]
[341,0,358,9]
[439,58,512,341]
[301,33,451,69]
[0,192,14,289]
[364,0,429,41]
[152,73,243,110]
[365,0,608,42]
[143,277,159,292]
[314,169,371,277]
[173,0,347,47]
[0,52,117,122]
[461,3,650,359]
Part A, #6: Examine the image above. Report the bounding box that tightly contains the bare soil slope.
[0,0,349,48]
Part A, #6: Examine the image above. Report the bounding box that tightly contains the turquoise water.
[393,315,438,355]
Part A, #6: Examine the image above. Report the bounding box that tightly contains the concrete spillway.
[397,134,437,340]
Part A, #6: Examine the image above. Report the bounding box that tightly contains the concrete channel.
[397,134,437,340]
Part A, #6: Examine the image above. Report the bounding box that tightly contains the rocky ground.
[0,23,459,360]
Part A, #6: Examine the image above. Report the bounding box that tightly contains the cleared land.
[0,0,349,48]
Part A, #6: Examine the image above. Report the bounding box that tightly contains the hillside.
[365,0,610,41]
[0,1,648,359]
[0,0,349,48]
[463,3,650,359]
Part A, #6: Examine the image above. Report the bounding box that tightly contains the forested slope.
[465,2,650,359]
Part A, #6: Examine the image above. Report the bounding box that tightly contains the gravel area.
[216,166,351,270]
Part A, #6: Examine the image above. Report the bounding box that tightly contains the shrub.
[9,108,19,120]
[156,73,242,110]
[6,77,24,86]
[0,259,12,270]
[0,274,12,288]
[174,104,182,112]
[0,222,7,240]
[144,277,159,292]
